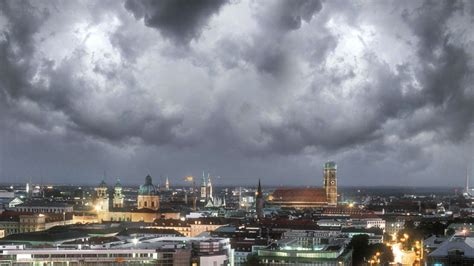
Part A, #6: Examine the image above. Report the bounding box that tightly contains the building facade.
[256,244,352,265]
[137,175,159,210]
[112,179,124,208]
[94,180,109,213]
[324,161,338,206]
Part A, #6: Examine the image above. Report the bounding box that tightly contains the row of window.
[138,201,157,208]
[17,207,69,213]
[31,253,152,259]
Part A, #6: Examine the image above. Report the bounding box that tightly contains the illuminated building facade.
[137,175,159,211]
[206,174,213,202]
[92,175,179,223]
[256,243,352,265]
[112,179,124,208]
[165,176,170,190]
[200,173,207,203]
[94,180,109,213]
[199,172,214,204]
[0,237,233,265]
[324,161,338,206]
[151,218,228,237]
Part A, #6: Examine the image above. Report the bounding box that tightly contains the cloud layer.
[0,0,473,186]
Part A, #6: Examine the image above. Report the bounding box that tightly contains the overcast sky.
[0,0,473,187]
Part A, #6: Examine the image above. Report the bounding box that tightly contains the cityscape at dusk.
[0,0,474,265]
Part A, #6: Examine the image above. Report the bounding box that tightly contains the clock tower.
[323,161,337,206]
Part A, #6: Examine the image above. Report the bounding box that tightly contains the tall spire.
[207,173,213,202]
[256,179,262,198]
[201,172,206,186]
[165,176,170,190]
[256,179,264,219]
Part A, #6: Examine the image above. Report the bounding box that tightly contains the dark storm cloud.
[0,1,189,148]
[256,0,322,32]
[401,0,474,141]
[124,0,228,45]
[0,1,48,99]
[245,0,324,76]
[241,0,473,160]
[0,0,473,186]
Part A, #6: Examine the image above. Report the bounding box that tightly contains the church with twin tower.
[269,161,338,208]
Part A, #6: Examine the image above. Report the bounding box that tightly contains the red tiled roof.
[271,188,327,203]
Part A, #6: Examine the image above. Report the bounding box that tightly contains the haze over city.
[0,0,473,186]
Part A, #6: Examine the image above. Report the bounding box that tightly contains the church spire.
[201,172,206,186]
[256,179,262,198]
[256,179,264,219]
[207,173,212,186]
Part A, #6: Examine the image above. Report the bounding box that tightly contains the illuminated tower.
[95,180,109,212]
[113,178,124,208]
[200,172,207,203]
[323,161,337,206]
[26,181,30,197]
[206,174,213,202]
[137,175,159,210]
[256,179,264,219]
[165,177,170,190]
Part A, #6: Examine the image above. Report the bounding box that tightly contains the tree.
[348,234,370,265]
[245,253,262,266]
[398,220,423,249]
[446,228,455,236]
[369,243,394,265]
[349,234,394,265]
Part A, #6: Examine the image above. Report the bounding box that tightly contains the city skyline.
[1,0,474,186]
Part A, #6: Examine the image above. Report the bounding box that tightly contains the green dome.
[324,161,337,169]
[138,175,157,195]
[99,180,107,188]
[114,178,122,188]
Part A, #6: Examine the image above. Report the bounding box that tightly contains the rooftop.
[138,175,158,196]
[271,188,327,203]
[429,236,474,258]
[324,161,337,169]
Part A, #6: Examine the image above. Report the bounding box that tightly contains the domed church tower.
[113,178,124,208]
[95,180,109,212]
[137,175,159,210]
